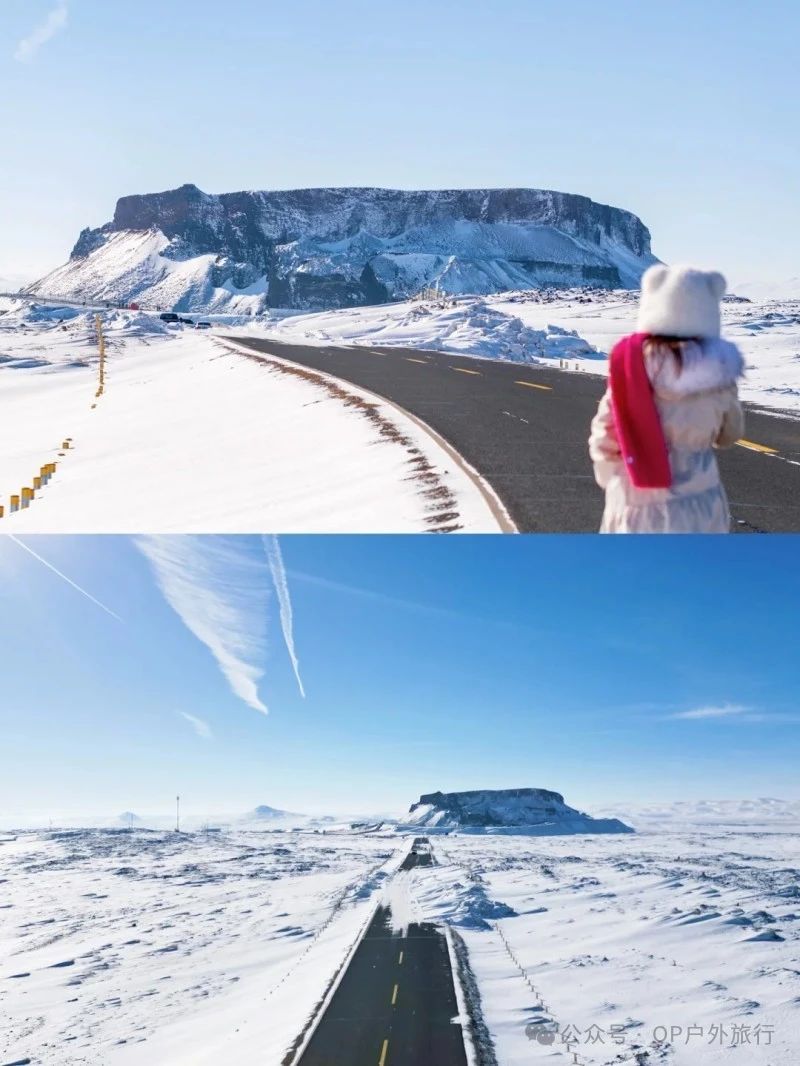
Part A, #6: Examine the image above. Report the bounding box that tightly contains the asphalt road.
[228,336,800,532]
[298,840,466,1066]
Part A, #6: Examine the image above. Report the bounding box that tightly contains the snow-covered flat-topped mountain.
[400,788,633,834]
[29,183,658,312]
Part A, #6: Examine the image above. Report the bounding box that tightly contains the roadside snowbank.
[245,295,601,366]
[249,290,800,413]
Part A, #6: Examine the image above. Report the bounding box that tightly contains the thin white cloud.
[14,2,69,63]
[264,536,305,698]
[137,536,270,715]
[670,704,752,721]
[8,534,122,621]
[286,568,536,634]
[179,712,212,740]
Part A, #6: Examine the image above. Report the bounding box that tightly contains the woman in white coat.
[589,264,745,534]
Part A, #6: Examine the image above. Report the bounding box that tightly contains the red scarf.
[609,333,672,489]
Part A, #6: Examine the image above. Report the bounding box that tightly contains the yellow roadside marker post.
[10,495,20,514]
[21,488,33,509]
[96,314,106,394]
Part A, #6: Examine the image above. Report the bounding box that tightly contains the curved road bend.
[297,841,466,1066]
[227,336,800,533]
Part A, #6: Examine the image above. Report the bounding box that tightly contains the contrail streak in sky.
[265,536,305,698]
[8,535,123,621]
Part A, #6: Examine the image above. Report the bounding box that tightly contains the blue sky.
[0,533,797,822]
[1,0,798,282]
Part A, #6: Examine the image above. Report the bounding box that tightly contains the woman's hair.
[643,335,701,374]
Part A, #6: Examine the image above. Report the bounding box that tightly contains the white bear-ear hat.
[637,264,727,339]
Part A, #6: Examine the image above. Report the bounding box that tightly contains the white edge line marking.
[287,901,380,1064]
[445,924,479,1066]
[288,839,414,1064]
[219,339,517,534]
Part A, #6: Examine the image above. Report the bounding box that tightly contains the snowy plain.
[2,821,798,1065]
[0,301,502,533]
[0,829,405,1066]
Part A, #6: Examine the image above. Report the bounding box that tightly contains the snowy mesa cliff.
[401,787,634,834]
[30,184,658,312]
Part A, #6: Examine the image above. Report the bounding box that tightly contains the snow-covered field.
[0,828,405,1065]
[404,828,800,1064]
[246,289,800,414]
[3,823,798,1065]
[0,302,501,533]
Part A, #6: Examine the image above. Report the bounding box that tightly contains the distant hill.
[238,804,307,827]
[117,811,142,825]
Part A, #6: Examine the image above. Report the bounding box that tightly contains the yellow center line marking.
[391,983,399,1006]
[450,366,482,376]
[515,380,552,391]
[737,438,778,455]
[379,1037,389,1066]
[405,358,428,364]
[398,950,404,965]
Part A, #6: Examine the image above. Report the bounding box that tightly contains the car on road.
[195,321,212,330]
[159,312,180,323]
[179,317,195,325]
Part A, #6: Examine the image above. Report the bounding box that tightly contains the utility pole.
[176,794,180,833]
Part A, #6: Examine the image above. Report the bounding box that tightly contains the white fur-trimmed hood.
[648,337,745,397]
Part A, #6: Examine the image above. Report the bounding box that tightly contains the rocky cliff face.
[402,788,633,834]
[34,184,658,312]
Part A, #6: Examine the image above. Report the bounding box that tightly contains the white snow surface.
[0,303,501,532]
[409,830,800,1064]
[248,289,800,413]
[3,823,798,1065]
[0,829,404,1066]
